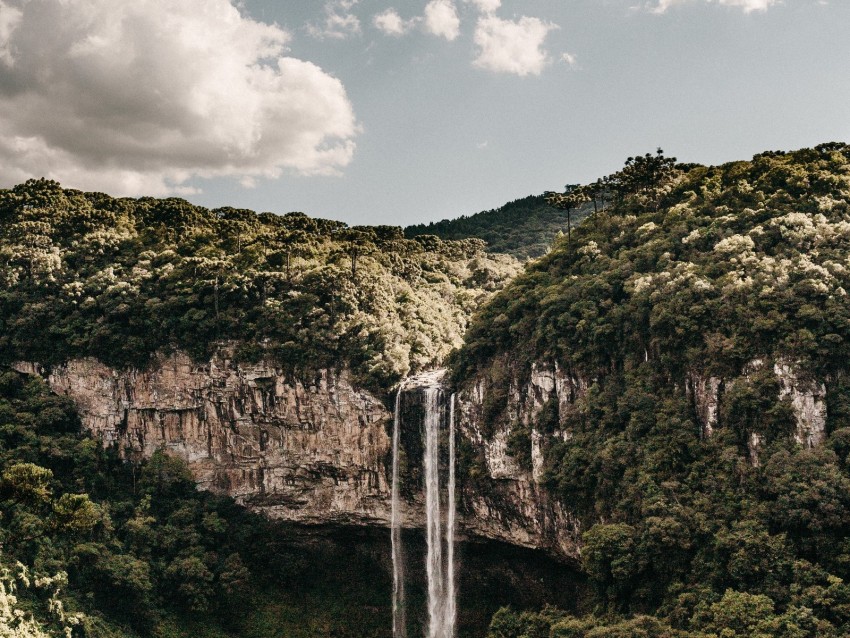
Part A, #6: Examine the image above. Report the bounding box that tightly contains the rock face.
[454,361,585,561]
[686,358,828,464]
[773,361,827,448]
[686,372,722,439]
[13,348,831,562]
[13,351,582,560]
[15,352,391,526]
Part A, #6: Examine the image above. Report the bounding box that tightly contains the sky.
[0,0,848,226]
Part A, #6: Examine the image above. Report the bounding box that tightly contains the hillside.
[4,143,850,638]
[405,195,593,259]
[0,179,519,394]
[452,143,850,637]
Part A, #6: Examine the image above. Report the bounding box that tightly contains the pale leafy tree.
[0,562,83,638]
[0,221,61,284]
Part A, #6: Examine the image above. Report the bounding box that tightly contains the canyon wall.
[15,350,825,561]
[13,351,582,560]
[15,352,390,526]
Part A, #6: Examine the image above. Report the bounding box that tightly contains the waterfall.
[444,393,457,637]
[424,387,444,638]
[424,387,457,638]
[392,379,457,638]
[391,388,406,638]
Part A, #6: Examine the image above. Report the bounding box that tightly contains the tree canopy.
[0,180,519,393]
[453,144,850,637]
[405,195,594,259]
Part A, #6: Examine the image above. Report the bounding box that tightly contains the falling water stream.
[391,388,406,638]
[444,393,457,637]
[423,387,444,637]
[392,379,456,638]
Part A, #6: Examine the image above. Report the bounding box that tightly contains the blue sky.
[0,0,847,225]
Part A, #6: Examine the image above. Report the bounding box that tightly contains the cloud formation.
[465,0,501,13]
[373,9,415,36]
[561,52,579,69]
[424,0,461,41]
[652,0,778,12]
[473,15,558,76]
[0,0,359,196]
[307,0,362,39]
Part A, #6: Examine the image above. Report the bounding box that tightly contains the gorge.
[4,144,850,637]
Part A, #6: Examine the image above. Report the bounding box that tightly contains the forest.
[455,143,850,637]
[3,143,850,637]
[0,179,519,394]
[405,195,593,260]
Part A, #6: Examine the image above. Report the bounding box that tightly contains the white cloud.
[0,0,359,196]
[0,1,23,65]
[717,0,778,10]
[465,0,501,13]
[472,15,558,76]
[652,0,778,13]
[424,0,461,41]
[306,0,362,40]
[561,52,579,69]
[373,9,415,36]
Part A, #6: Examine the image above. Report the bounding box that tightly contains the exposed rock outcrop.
[15,346,829,562]
[15,352,391,526]
[13,352,582,560]
[686,358,827,453]
[773,361,827,448]
[454,360,585,560]
[686,372,722,439]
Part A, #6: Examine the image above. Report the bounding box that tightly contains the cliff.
[12,350,581,560]
[11,346,829,565]
[455,362,583,559]
[14,352,391,525]
[454,354,830,558]
[688,358,827,464]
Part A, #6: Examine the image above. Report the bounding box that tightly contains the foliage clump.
[405,195,594,259]
[0,181,519,393]
[455,144,850,636]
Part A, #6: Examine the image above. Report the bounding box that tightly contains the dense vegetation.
[451,144,850,637]
[6,143,850,637]
[0,370,584,638]
[0,368,408,637]
[0,179,519,394]
[405,195,592,259]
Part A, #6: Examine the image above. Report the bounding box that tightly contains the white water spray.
[391,388,406,638]
[424,387,458,638]
[391,378,457,638]
[424,387,444,637]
